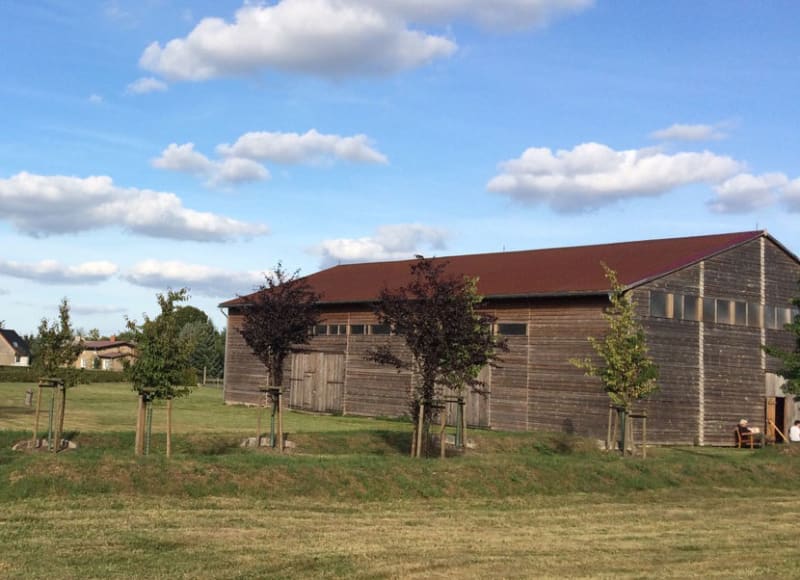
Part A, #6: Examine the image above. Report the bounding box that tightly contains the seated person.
[736,419,760,446]
[790,420,800,443]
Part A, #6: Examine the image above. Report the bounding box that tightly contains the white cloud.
[123,260,265,297]
[487,142,743,212]
[370,0,594,31]
[783,178,800,212]
[126,76,168,94]
[707,173,787,214]
[139,0,457,81]
[88,93,104,104]
[650,123,728,142]
[217,129,388,165]
[315,223,448,267]
[152,143,270,187]
[71,304,128,316]
[0,172,269,241]
[0,259,118,285]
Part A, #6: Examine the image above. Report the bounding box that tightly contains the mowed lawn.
[2,382,800,578]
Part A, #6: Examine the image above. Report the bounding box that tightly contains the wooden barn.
[220,230,800,446]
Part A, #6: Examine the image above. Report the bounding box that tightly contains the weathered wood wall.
[223,236,799,445]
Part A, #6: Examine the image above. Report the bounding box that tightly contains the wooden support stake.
[769,419,788,443]
[416,401,425,458]
[606,405,614,451]
[277,389,284,453]
[256,400,263,447]
[440,406,447,459]
[166,398,173,458]
[55,384,66,453]
[135,394,144,456]
[32,386,43,447]
[642,416,647,459]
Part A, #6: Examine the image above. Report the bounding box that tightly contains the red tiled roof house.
[220,231,800,446]
[74,337,136,372]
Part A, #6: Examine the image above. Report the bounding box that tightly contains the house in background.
[0,329,30,366]
[74,336,136,371]
[221,231,800,446]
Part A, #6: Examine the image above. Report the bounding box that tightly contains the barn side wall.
[223,236,799,445]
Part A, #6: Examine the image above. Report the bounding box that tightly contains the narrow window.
[683,296,699,321]
[747,303,763,328]
[734,301,747,326]
[350,324,365,335]
[497,323,527,336]
[702,298,716,323]
[673,294,684,320]
[370,324,391,335]
[649,291,669,318]
[328,325,339,335]
[338,324,348,335]
[716,300,731,325]
[315,324,328,336]
[765,307,778,330]
[780,307,793,327]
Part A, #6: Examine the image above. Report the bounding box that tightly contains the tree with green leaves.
[572,264,658,453]
[239,264,320,389]
[35,298,83,386]
[32,298,83,451]
[125,288,194,456]
[180,319,225,381]
[369,257,506,457]
[764,282,800,395]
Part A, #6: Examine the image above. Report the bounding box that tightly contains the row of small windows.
[314,324,391,336]
[314,322,529,336]
[649,291,797,329]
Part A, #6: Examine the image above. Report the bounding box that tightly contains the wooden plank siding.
[222,236,800,445]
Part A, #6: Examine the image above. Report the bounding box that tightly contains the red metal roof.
[222,231,771,307]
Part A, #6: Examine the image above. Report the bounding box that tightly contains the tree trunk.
[135,394,144,456]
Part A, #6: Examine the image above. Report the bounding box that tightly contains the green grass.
[2,382,800,578]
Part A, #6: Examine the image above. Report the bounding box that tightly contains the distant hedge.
[0,366,128,384]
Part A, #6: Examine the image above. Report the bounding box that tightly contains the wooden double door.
[288,352,345,414]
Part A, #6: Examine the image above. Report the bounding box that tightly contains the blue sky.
[1,0,799,336]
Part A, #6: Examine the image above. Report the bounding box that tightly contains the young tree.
[126,288,194,456]
[33,298,83,450]
[368,257,506,456]
[764,282,800,395]
[572,264,658,452]
[35,298,83,385]
[239,264,320,389]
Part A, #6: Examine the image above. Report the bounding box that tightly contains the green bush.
[0,366,128,384]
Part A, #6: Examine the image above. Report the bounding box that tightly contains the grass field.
[2,382,800,578]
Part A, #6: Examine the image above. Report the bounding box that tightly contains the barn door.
[765,397,776,442]
[289,352,345,414]
[444,365,490,428]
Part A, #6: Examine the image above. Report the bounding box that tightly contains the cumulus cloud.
[139,0,457,82]
[123,260,265,297]
[315,223,448,267]
[126,76,168,94]
[0,172,269,241]
[487,142,743,212]
[217,129,387,165]
[154,131,385,186]
[151,142,270,187]
[707,173,787,214]
[0,259,118,285]
[650,123,728,142]
[783,178,800,212]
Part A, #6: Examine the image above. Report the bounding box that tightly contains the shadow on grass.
[376,430,413,455]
